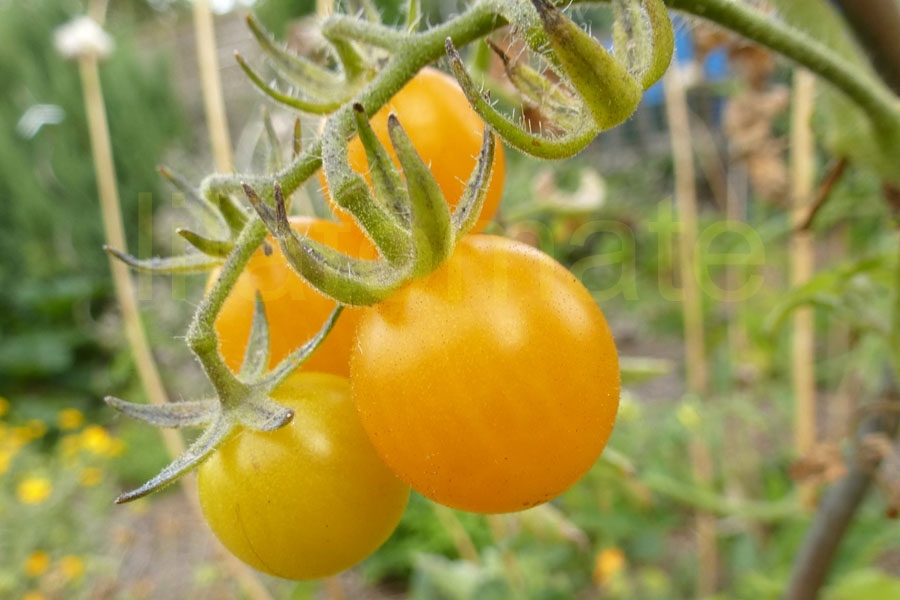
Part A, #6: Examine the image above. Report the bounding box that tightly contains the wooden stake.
[663,65,717,597]
[193,0,234,172]
[790,69,817,510]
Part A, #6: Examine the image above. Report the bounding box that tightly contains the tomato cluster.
[201,68,619,580]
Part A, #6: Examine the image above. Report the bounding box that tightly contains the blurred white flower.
[54,16,114,60]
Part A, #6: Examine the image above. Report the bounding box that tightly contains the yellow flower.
[58,408,85,431]
[79,467,103,487]
[80,425,124,457]
[593,547,626,585]
[24,551,50,577]
[0,396,9,418]
[22,591,45,600]
[59,555,85,582]
[17,476,53,505]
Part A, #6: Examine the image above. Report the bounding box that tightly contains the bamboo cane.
[789,69,817,510]
[663,65,717,597]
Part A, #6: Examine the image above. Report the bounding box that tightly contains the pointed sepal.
[158,165,225,230]
[114,410,232,503]
[239,292,270,380]
[452,124,496,240]
[177,228,234,258]
[387,114,453,276]
[235,51,344,115]
[446,39,597,158]
[321,110,412,263]
[530,0,643,130]
[104,245,223,274]
[245,182,407,305]
[105,396,219,428]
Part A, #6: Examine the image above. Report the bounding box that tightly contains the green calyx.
[239,14,376,115]
[447,0,673,159]
[247,101,497,306]
[108,294,345,503]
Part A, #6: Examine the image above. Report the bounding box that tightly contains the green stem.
[185,218,267,403]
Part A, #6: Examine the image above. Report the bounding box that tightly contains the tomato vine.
[99,0,900,579]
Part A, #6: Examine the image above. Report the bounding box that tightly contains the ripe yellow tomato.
[213,216,376,377]
[197,372,409,580]
[350,235,620,513]
[321,67,506,233]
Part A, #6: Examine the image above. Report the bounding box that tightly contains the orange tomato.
[213,216,376,377]
[350,235,620,513]
[320,67,505,233]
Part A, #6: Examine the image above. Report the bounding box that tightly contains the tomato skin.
[197,372,409,580]
[214,217,376,377]
[350,235,620,514]
[321,67,506,233]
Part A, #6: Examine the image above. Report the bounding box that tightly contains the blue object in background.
[641,16,731,107]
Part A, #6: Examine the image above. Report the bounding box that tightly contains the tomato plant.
[197,372,409,580]
[350,235,620,514]
[320,67,506,233]
[214,216,376,377]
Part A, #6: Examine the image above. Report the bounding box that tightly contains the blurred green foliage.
[0,0,186,414]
